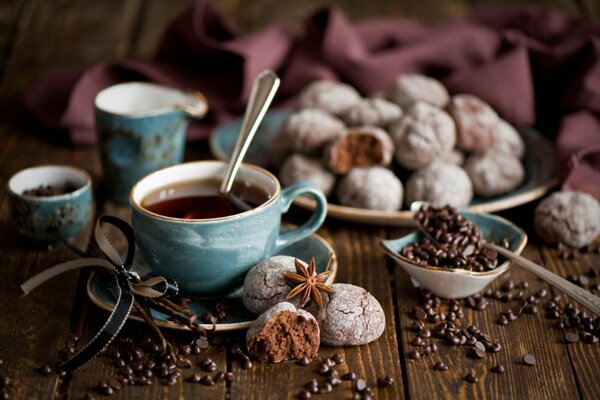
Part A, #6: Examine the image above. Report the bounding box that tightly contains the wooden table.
[0,1,598,399]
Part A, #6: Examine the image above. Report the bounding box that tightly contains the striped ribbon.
[20,215,178,372]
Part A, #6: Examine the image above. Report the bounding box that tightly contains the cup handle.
[274,181,328,253]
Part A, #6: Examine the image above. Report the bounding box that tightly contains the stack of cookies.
[272,75,525,211]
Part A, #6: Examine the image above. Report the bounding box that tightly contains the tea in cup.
[130,160,328,297]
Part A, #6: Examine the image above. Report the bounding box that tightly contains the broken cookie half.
[246,302,320,363]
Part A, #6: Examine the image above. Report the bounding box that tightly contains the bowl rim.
[8,164,92,201]
[380,212,528,277]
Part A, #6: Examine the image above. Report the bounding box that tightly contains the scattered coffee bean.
[434,362,448,371]
[297,389,312,399]
[342,372,356,380]
[355,378,367,392]
[467,347,486,359]
[411,320,425,332]
[318,364,330,375]
[408,350,421,360]
[332,353,344,364]
[297,356,311,366]
[523,354,536,366]
[318,382,333,394]
[414,307,427,321]
[491,364,505,374]
[200,375,215,386]
[37,365,52,376]
[188,373,201,383]
[377,376,394,388]
[465,372,479,383]
[565,332,579,343]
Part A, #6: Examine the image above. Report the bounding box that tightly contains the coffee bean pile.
[401,205,500,272]
[22,181,79,197]
[295,353,394,399]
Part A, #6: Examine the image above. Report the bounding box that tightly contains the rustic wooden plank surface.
[390,228,585,400]
[540,246,600,400]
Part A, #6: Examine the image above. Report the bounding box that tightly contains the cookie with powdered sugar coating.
[389,101,456,170]
[405,162,473,208]
[298,80,361,117]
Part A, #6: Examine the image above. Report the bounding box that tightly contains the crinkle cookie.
[298,80,362,116]
[279,154,336,197]
[389,101,456,170]
[242,256,305,314]
[281,109,345,155]
[439,149,465,166]
[386,74,450,108]
[324,126,394,174]
[405,162,473,208]
[464,152,524,197]
[534,191,600,248]
[246,302,320,362]
[491,119,525,159]
[306,283,385,346]
[341,98,402,127]
[336,167,403,211]
[448,94,498,153]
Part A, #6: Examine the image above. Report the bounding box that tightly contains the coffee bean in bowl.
[381,205,527,298]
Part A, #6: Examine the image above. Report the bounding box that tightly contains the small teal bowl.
[8,165,93,244]
[381,211,527,298]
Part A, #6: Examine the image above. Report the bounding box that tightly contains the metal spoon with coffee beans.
[410,202,600,316]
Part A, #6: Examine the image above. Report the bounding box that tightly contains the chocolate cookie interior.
[327,130,390,174]
[247,310,319,363]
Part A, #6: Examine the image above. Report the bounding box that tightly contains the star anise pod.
[283,254,334,308]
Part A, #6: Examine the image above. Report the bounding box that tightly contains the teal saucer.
[87,230,337,331]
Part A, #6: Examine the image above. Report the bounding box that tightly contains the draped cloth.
[23,1,600,199]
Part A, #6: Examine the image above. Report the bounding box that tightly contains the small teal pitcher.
[95,82,208,204]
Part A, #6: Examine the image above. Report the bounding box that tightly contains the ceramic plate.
[210,110,557,226]
[87,231,337,331]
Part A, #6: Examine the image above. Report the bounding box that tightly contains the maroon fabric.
[23,0,600,199]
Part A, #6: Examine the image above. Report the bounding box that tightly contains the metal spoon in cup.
[218,70,280,211]
[410,202,600,315]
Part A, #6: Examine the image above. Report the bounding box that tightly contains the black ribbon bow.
[21,215,178,372]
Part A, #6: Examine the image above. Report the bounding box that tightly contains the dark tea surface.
[142,178,271,219]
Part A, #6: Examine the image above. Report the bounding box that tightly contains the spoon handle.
[220,70,280,195]
[487,243,600,316]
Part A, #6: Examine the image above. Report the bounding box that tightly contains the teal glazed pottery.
[130,160,328,297]
[7,165,93,244]
[87,229,338,331]
[95,82,208,204]
[381,210,527,298]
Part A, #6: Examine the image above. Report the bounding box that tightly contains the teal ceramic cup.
[130,160,328,297]
[7,165,93,244]
[95,82,208,204]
